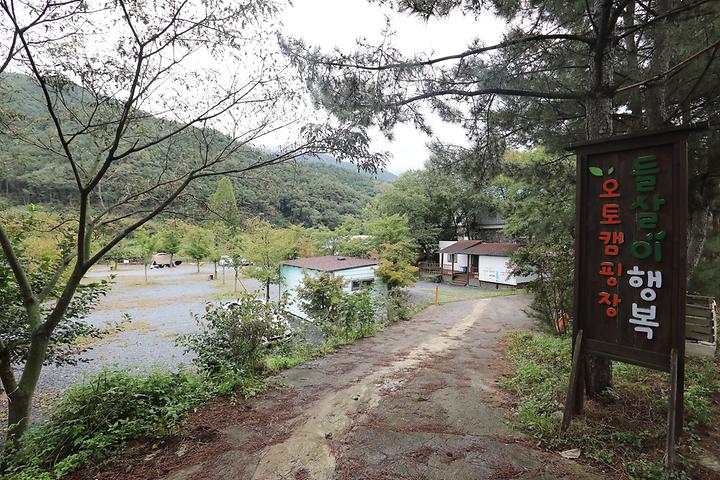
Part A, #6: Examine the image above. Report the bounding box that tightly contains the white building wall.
[280,264,378,320]
[476,255,536,286]
[439,241,468,272]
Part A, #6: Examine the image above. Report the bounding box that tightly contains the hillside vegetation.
[0,73,393,228]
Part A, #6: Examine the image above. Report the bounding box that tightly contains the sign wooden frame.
[562,127,693,470]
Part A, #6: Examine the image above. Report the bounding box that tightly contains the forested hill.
[0,73,392,228]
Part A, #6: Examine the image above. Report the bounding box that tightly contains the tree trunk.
[5,329,50,445]
[265,280,270,302]
[582,0,616,399]
[144,263,148,283]
[196,259,200,273]
[687,204,712,280]
[645,0,673,129]
[623,1,644,132]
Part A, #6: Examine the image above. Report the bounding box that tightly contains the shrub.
[3,368,213,478]
[338,287,382,340]
[296,271,344,325]
[387,288,413,321]
[177,294,286,375]
[509,239,574,333]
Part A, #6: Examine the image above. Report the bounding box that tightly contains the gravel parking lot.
[9,264,522,420]
[33,263,271,395]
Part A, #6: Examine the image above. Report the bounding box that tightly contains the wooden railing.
[686,294,716,344]
[418,261,441,275]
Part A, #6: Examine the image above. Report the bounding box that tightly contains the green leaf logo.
[589,166,603,177]
[608,167,614,174]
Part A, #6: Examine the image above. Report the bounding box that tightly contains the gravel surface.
[34,263,274,395]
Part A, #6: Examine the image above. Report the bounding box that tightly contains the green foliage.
[296,272,384,340]
[495,149,576,331]
[494,149,575,243]
[176,293,286,375]
[365,213,411,248]
[2,368,213,478]
[183,227,210,271]
[0,208,113,369]
[158,226,182,257]
[510,239,574,332]
[209,177,241,227]
[296,272,345,325]
[372,168,500,257]
[0,75,389,230]
[501,331,720,478]
[374,241,418,291]
[337,287,380,339]
[132,228,157,265]
[242,219,294,298]
[689,230,720,299]
[387,288,413,322]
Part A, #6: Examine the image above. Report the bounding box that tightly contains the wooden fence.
[686,294,717,344]
[418,261,441,275]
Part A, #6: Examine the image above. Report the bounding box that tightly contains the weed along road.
[88,295,603,480]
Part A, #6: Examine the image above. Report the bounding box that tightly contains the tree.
[296,271,344,325]
[0,209,111,444]
[243,219,293,301]
[184,228,210,273]
[0,0,384,442]
[365,212,412,249]
[206,224,229,280]
[177,293,286,375]
[133,228,156,283]
[493,149,576,330]
[374,241,419,292]
[158,227,182,267]
[209,178,241,227]
[374,241,419,322]
[285,0,720,398]
[227,235,245,293]
[372,168,500,257]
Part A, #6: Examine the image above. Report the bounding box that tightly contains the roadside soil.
[71,295,605,480]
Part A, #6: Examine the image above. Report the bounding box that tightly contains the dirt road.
[85,295,602,480]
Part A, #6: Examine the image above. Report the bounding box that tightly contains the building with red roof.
[438,240,534,287]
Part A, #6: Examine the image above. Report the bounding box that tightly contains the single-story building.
[439,240,535,287]
[280,255,379,319]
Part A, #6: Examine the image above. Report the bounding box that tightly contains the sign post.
[562,127,692,469]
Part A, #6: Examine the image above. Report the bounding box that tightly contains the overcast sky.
[280,0,505,175]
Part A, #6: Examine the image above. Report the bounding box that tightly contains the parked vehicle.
[151,252,182,268]
[218,256,253,267]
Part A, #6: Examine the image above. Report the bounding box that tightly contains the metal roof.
[439,241,525,257]
[281,255,379,272]
[438,240,483,254]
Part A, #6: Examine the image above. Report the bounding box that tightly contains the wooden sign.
[562,127,693,469]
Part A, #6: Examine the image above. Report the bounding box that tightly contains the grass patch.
[499,331,720,479]
[421,287,524,304]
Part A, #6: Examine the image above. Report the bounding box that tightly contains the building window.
[351,279,375,291]
[447,254,456,263]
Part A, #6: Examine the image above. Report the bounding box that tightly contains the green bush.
[296,271,344,325]
[3,368,213,478]
[176,294,286,375]
[387,288,413,321]
[337,287,382,340]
